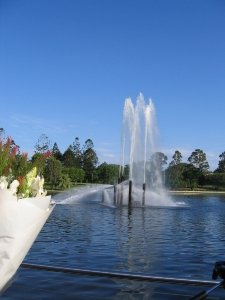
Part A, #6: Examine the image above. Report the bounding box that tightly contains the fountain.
[103,93,175,207]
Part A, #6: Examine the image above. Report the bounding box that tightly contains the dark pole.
[128,180,132,206]
[120,181,123,205]
[142,183,146,206]
[113,185,116,204]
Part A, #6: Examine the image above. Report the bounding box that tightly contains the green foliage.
[62,146,76,167]
[97,163,119,184]
[188,149,209,172]
[52,142,63,161]
[72,137,82,168]
[9,129,225,192]
[0,137,18,176]
[200,173,225,188]
[58,174,71,189]
[44,157,63,188]
[62,167,85,183]
[82,139,98,182]
[165,163,188,188]
[11,153,32,179]
[169,150,182,167]
[182,164,201,189]
[31,151,52,176]
[215,152,225,173]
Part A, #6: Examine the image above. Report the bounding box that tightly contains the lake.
[2,187,225,299]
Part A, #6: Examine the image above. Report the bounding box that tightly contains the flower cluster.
[0,167,47,199]
[0,136,49,199]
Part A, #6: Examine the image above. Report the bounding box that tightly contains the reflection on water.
[2,191,225,299]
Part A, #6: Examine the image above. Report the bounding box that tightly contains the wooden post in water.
[128,180,132,206]
[142,183,146,206]
[113,185,116,204]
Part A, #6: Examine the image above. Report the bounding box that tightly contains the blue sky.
[0,0,225,170]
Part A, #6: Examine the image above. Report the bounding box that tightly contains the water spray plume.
[115,94,175,206]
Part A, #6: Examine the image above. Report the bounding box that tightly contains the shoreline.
[169,190,225,195]
[47,188,225,197]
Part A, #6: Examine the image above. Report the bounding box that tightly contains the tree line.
[41,130,225,191]
[33,134,119,189]
[162,149,225,190]
[1,128,225,191]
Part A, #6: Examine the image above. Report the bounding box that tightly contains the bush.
[62,167,85,184]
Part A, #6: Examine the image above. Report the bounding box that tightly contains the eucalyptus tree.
[151,152,168,171]
[188,149,209,173]
[169,150,182,167]
[215,151,225,173]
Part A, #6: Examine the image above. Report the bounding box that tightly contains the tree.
[82,139,98,182]
[151,152,168,171]
[58,174,71,189]
[182,164,201,190]
[188,149,209,172]
[62,146,76,167]
[62,167,85,183]
[72,137,82,168]
[35,134,51,154]
[165,163,187,189]
[0,136,19,176]
[215,152,225,173]
[12,152,31,179]
[145,152,167,189]
[97,163,119,184]
[202,173,225,189]
[44,157,62,188]
[31,151,52,176]
[169,150,182,167]
[52,142,63,161]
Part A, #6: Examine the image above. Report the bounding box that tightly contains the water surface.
[2,189,225,299]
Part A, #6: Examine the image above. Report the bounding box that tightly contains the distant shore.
[169,190,225,195]
[47,188,225,197]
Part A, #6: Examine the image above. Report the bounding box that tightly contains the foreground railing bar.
[21,263,219,287]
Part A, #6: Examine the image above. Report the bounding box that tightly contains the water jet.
[104,93,175,207]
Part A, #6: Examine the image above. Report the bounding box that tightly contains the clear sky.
[0,0,225,170]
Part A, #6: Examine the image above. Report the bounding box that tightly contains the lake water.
[2,187,225,299]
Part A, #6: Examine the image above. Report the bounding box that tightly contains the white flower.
[9,180,19,196]
[0,176,8,190]
[31,176,46,197]
[26,167,37,187]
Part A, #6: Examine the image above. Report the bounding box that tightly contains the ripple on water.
[2,192,225,299]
